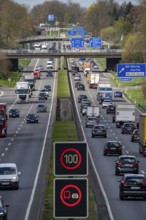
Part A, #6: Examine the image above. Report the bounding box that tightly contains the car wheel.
[103,152,106,156]
[92,135,94,138]
[104,135,107,138]
[131,138,134,142]
[120,192,124,200]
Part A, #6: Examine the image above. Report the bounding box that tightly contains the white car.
[0,163,20,190]
[102,100,113,108]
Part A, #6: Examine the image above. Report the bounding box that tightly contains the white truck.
[89,73,99,89]
[113,104,135,128]
[86,106,100,120]
[24,73,35,91]
[15,82,31,103]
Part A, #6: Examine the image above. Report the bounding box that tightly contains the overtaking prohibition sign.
[54,142,88,176]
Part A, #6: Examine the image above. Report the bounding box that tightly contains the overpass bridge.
[1,49,123,71]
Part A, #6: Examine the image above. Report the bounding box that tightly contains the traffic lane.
[0,69,56,219]
[71,75,146,220]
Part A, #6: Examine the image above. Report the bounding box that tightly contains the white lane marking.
[1,153,5,157]
[24,62,56,220]
[126,150,129,154]
[0,91,4,96]
[141,170,145,174]
[8,143,11,146]
[5,148,8,151]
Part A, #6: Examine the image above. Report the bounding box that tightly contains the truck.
[33,71,41,79]
[0,103,7,137]
[138,114,146,156]
[24,73,35,91]
[89,73,99,89]
[15,82,31,103]
[113,104,135,128]
[86,106,100,121]
[97,83,112,104]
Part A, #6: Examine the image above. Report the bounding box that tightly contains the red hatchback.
[131,129,139,142]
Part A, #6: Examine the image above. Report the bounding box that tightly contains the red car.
[131,129,139,142]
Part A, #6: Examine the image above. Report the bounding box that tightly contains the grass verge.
[41,69,98,220]
[0,72,21,87]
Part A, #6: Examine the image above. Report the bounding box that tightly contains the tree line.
[1,0,146,76]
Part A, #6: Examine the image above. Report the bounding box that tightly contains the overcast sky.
[14,0,138,9]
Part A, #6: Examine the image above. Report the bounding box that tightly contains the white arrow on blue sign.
[117,64,146,78]
[71,38,84,48]
[89,37,102,48]
[120,77,133,81]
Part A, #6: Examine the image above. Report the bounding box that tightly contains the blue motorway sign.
[120,77,133,82]
[68,30,77,36]
[78,30,86,36]
[48,14,54,21]
[71,38,84,48]
[89,37,102,48]
[117,64,146,78]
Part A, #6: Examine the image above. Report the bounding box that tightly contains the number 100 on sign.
[54,142,88,176]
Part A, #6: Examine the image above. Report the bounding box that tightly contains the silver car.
[0,163,20,190]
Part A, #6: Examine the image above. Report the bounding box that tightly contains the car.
[131,129,139,142]
[40,89,49,96]
[74,76,81,81]
[44,84,51,91]
[37,104,47,112]
[0,163,20,190]
[26,113,39,123]
[91,124,107,138]
[46,71,53,77]
[77,83,85,91]
[9,109,20,118]
[119,174,146,200]
[86,116,99,128]
[80,99,91,113]
[46,64,53,69]
[75,82,82,88]
[106,104,116,114]
[114,91,122,98]
[78,94,88,103]
[103,140,122,156]
[102,99,113,108]
[39,92,48,100]
[0,196,9,220]
[115,155,139,175]
[121,123,137,134]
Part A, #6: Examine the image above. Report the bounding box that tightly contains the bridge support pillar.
[9,58,18,71]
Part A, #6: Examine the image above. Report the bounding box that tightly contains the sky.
[14,0,138,9]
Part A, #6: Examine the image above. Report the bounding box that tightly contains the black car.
[114,91,122,98]
[9,109,20,118]
[115,155,139,175]
[26,114,39,123]
[91,124,107,138]
[44,85,51,91]
[78,94,88,103]
[0,196,9,220]
[37,104,47,113]
[77,83,85,91]
[103,141,122,156]
[38,92,48,100]
[119,174,146,200]
[106,104,116,114]
[121,123,137,134]
[75,82,82,88]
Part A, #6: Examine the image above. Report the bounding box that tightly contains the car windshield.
[126,177,145,184]
[0,167,16,175]
[107,142,120,147]
[125,124,135,127]
[120,157,136,163]
[95,125,104,129]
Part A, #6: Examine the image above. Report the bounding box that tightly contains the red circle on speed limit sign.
[60,148,82,170]
[60,184,82,207]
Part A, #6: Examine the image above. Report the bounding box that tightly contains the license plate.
[2,182,9,185]
[124,164,133,167]
[131,187,140,189]
[111,148,116,150]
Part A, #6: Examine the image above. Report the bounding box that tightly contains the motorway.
[68,59,146,220]
[0,58,57,220]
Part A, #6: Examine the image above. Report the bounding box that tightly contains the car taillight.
[133,162,139,167]
[142,182,146,186]
[104,146,109,150]
[121,181,128,185]
[117,162,122,166]
[118,147,122,151]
